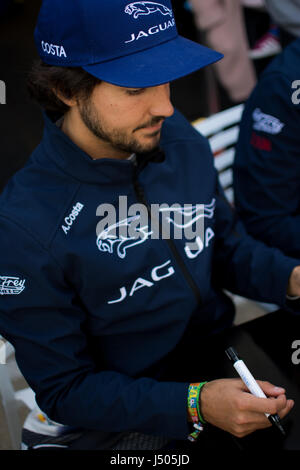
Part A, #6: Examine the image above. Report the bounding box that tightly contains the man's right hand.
[200,378,294,438]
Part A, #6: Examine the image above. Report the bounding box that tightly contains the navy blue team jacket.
[234,38,300,259]
[0,109,298,441]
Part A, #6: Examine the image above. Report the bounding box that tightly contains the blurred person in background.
[234,35,300,260]
[265,0,300,46]
[245,0,300,59]
[188,0,257,105]
[243,0,282,60]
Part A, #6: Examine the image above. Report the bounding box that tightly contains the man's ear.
[53,88,77,107]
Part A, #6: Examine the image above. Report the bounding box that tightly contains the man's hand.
[287,266,300,297]
[200,379,294,438]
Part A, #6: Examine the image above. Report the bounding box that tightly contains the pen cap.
[225,347,240,363]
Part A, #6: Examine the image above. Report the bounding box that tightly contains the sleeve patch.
[250,132,272,152]
[0,276,26,295]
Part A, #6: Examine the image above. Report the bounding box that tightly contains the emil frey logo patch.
[0,276,26,295]
[252,108,285,135]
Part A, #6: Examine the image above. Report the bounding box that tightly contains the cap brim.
[83,35,223,88]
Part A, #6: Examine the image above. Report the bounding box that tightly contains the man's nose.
[150,84,174,118]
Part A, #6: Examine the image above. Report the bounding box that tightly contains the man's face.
[77,81,174,157]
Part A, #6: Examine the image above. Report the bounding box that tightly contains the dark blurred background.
[0,0,273,192]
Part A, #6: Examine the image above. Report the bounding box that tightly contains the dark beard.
[78,99,161,155]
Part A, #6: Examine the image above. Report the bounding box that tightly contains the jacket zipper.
[132,175,202,305]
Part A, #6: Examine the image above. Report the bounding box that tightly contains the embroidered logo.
[124,1,175,43]
[125,2,173,19]
[96,199,215,259]
[0,276,26,295]
[41,41,67,58]
[107,259,175,304]
[97,215,152,259]
[252,108,285,135]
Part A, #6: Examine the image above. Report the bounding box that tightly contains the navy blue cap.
[34,0,223,88]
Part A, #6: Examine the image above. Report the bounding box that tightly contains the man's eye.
[126,89,144,96]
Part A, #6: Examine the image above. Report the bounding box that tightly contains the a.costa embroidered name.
[41,41,67,58]
[62,203,84,235]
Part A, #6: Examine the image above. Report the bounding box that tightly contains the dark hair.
[27,60,101,114]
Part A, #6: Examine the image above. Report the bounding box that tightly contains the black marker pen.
[225,347,286,436]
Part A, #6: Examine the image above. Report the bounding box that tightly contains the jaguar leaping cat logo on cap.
[125,2,173,19]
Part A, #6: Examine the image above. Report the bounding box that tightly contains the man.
[0,0,298,451]
[234,38,300,259]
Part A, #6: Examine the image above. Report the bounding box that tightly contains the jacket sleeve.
[0,215,189,439]
[211,181,300,307]
[233,71,300,259]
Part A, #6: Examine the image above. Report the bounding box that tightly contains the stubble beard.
[78,98,161,156]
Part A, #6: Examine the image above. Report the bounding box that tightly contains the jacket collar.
[40,112,165,185]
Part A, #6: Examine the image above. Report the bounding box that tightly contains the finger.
[235,399,294,436]
[277,399,295,419]
[237,379,285,397]
[244,398,294,421]
[240,392,288,414]
[250,399,294,430]
[230,417,272,438]
[257,380,286,397]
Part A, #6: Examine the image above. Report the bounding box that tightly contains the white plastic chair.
[0,336,36,449]
[192,103,244,204]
